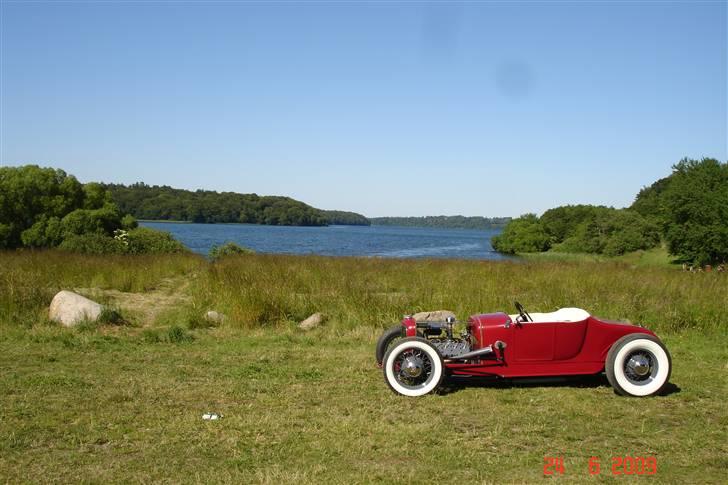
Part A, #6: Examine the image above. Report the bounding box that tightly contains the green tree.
[556,209,660,256]
[0,165,84,247]
[660,158,728,264]
[491,214,551,254]
[630,176,672,224]
[539,205,608,243]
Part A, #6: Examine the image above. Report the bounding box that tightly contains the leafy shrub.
[126,227,187,254]
[491,214,551,254]
[59,233,127,254]
[56,227,186,255]
[20,216,64,247]
[209,241,254,261]
[60,204,122,238]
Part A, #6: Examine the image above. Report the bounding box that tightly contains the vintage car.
[376,302,672,397]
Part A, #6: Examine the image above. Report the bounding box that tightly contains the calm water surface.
[140,222,511,260]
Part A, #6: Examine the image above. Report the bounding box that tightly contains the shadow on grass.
[438,374,681,397]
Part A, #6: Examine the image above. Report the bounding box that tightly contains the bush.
[209,241,254,261]
[491,214,551,254]
[20,216,63,248]
[59,233,127,254]
[126,227,187,254]
[56,227,187,255]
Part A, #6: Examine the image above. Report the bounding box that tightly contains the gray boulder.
[412,310,457,322]
[49,291,103,327]
[204,310,226,324]
[299,313,324,331]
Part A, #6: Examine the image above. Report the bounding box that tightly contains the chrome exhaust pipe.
[444,345,494,361]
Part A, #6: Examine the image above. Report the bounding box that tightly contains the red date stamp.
[544,456,657,476]
[543,456,565,475]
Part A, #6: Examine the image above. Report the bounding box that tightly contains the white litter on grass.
[202,413,223,420]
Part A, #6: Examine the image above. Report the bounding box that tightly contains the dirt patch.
[75,276,192,325]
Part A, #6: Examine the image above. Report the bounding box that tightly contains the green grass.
[1,251,727,482]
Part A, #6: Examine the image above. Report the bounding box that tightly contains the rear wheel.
[383,337,444,396]
[375,325,404,366]
[605,334,671,397]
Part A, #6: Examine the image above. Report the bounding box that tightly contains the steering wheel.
[514,301,533,323]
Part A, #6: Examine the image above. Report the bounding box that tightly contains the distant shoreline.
[139,220,500,231]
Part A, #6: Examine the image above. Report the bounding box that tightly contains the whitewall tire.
[605,334,671,397]
[383,337,444,397]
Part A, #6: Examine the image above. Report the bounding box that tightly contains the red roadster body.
[376,303,672,397]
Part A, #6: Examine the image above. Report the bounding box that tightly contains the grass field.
[1,251,727,483]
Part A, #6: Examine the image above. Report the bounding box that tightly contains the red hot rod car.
[376,303,672,397]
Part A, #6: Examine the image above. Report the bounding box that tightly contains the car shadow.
[438,374,681,397]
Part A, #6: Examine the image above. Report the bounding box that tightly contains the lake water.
[140,222,511,261]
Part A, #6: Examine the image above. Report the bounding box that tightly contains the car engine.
[429,338,471,358]
[419,319,472,358]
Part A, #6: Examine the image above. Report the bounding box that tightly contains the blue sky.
[1,1,726,217]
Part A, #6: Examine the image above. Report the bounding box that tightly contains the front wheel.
[605,334,671,397]
[382,337,444,396]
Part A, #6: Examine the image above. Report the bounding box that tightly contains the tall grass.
[193,254,728,333]
[1,250,725,333]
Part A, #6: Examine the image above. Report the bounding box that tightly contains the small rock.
[299,312,324,331]
[412,310,457,323]
[204,310,226,324]
[49,291,103,327]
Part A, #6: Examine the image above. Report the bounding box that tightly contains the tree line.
[370,216,511,230]
[322,210,370,226]
[492,158,728,265]
[105,183,331,226]
[106,184,509,229]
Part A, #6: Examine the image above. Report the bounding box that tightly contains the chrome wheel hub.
[628,355,651,376]
[393,349,434,389]
[402,356,424,377]
[624,350,657,385]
